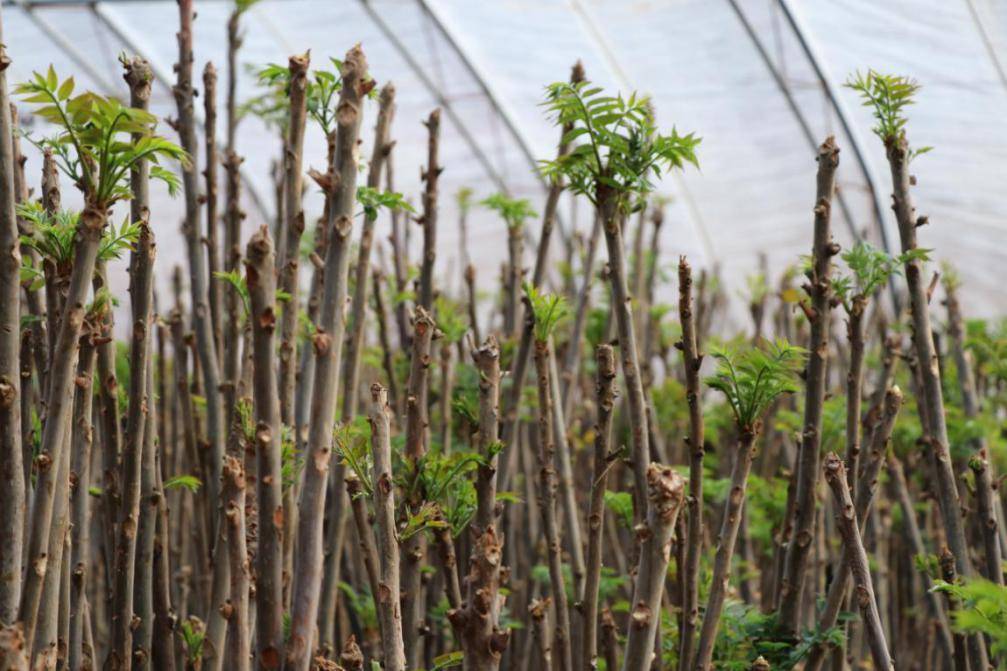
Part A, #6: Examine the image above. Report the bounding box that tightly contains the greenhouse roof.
[3,0,1006,321]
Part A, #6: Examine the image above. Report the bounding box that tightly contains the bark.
[108,220,156,670]
[844,295,866,488]
[346,474,381,606]
[320,81,398,644]
[0,623,27,671]
[276,52,310,432]
[560,213,601,422]
[447,523,509,671]
[691,428,760,670]
[385,142,411,350]
[0,15,24,627]
[803,387,903,671]
[417,109,441,311]
[529,598,553,671]
[372,267,400,412]
[19,204,104,647]
[885,131,987,667]
[778,137,839,634]
[245,226,284,671]
[285,45,368,671]
[204,61,223,358]
[68,333,96,671]
[175,0,225,519]
[222,150,245,423]
[622,465,686,671]
[596,190,651,522]
[401,307,436,669]
[503,225,523,337]
[472,337,501,531]
[465,265,481,345]
[583,344,616,670]
[132,345,158,668]
[339,82,395,421]
[223,455,251,671]
[823,453,894,671]
[532,338,573,671]
[970,450,1002,585]
[370,384,406,671]
[152,443,178,671]
[677,257,705,671]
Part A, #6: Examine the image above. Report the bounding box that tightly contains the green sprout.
[355,185,415,220]
[480,192,538,231]
[17,65,187,207]
[845,69,932,160]
[523,283,568,343]
[705,339,806,431]
[831,241,901,311]
[540,80,700,211]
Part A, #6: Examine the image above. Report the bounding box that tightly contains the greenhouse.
[0,0,1005,669]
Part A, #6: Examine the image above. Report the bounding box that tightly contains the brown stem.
[823,452,894,671]
[778,137,839,633]
[692,428,759,670]
[371,384,406,671]
[533,339,573,671]
[401,306,436,668]
[583,344,617,669]
[223,454,250,671]
[285,45,368,671]
[276,51,311,432]
[0,17,24,626]
[204,61,223,359]
[676,257,705,671]
[19,202,105,649]
[622,465,686,671]
[417,109,441,310]
[885,131,986,667]
[803,386,903,671]
[245,225,285,670]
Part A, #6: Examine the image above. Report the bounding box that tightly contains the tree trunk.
[0,11,24,627]
[583,344,616,669]
[370,384,406,671]
[778,137,839,633]
[246,226,285,670]
[622,465,686,671]
[284,45,368,671]
[823,453,894,671]
[677,257,705,671]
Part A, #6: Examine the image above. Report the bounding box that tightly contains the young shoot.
[355,185,415,220]
[245,57,377,136]
[17,66,187,208]
[540,79,700,211]
[434,296,468,345]
[18,202,141,273]
[845,69,932,160]
[705,339,806,432]
[480,192,537,232]
[523,283,568,343]
[831,240,900,312]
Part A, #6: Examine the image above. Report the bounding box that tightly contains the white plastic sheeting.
[2,0,1005,324]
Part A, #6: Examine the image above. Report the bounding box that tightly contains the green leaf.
[164,475,202,493]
